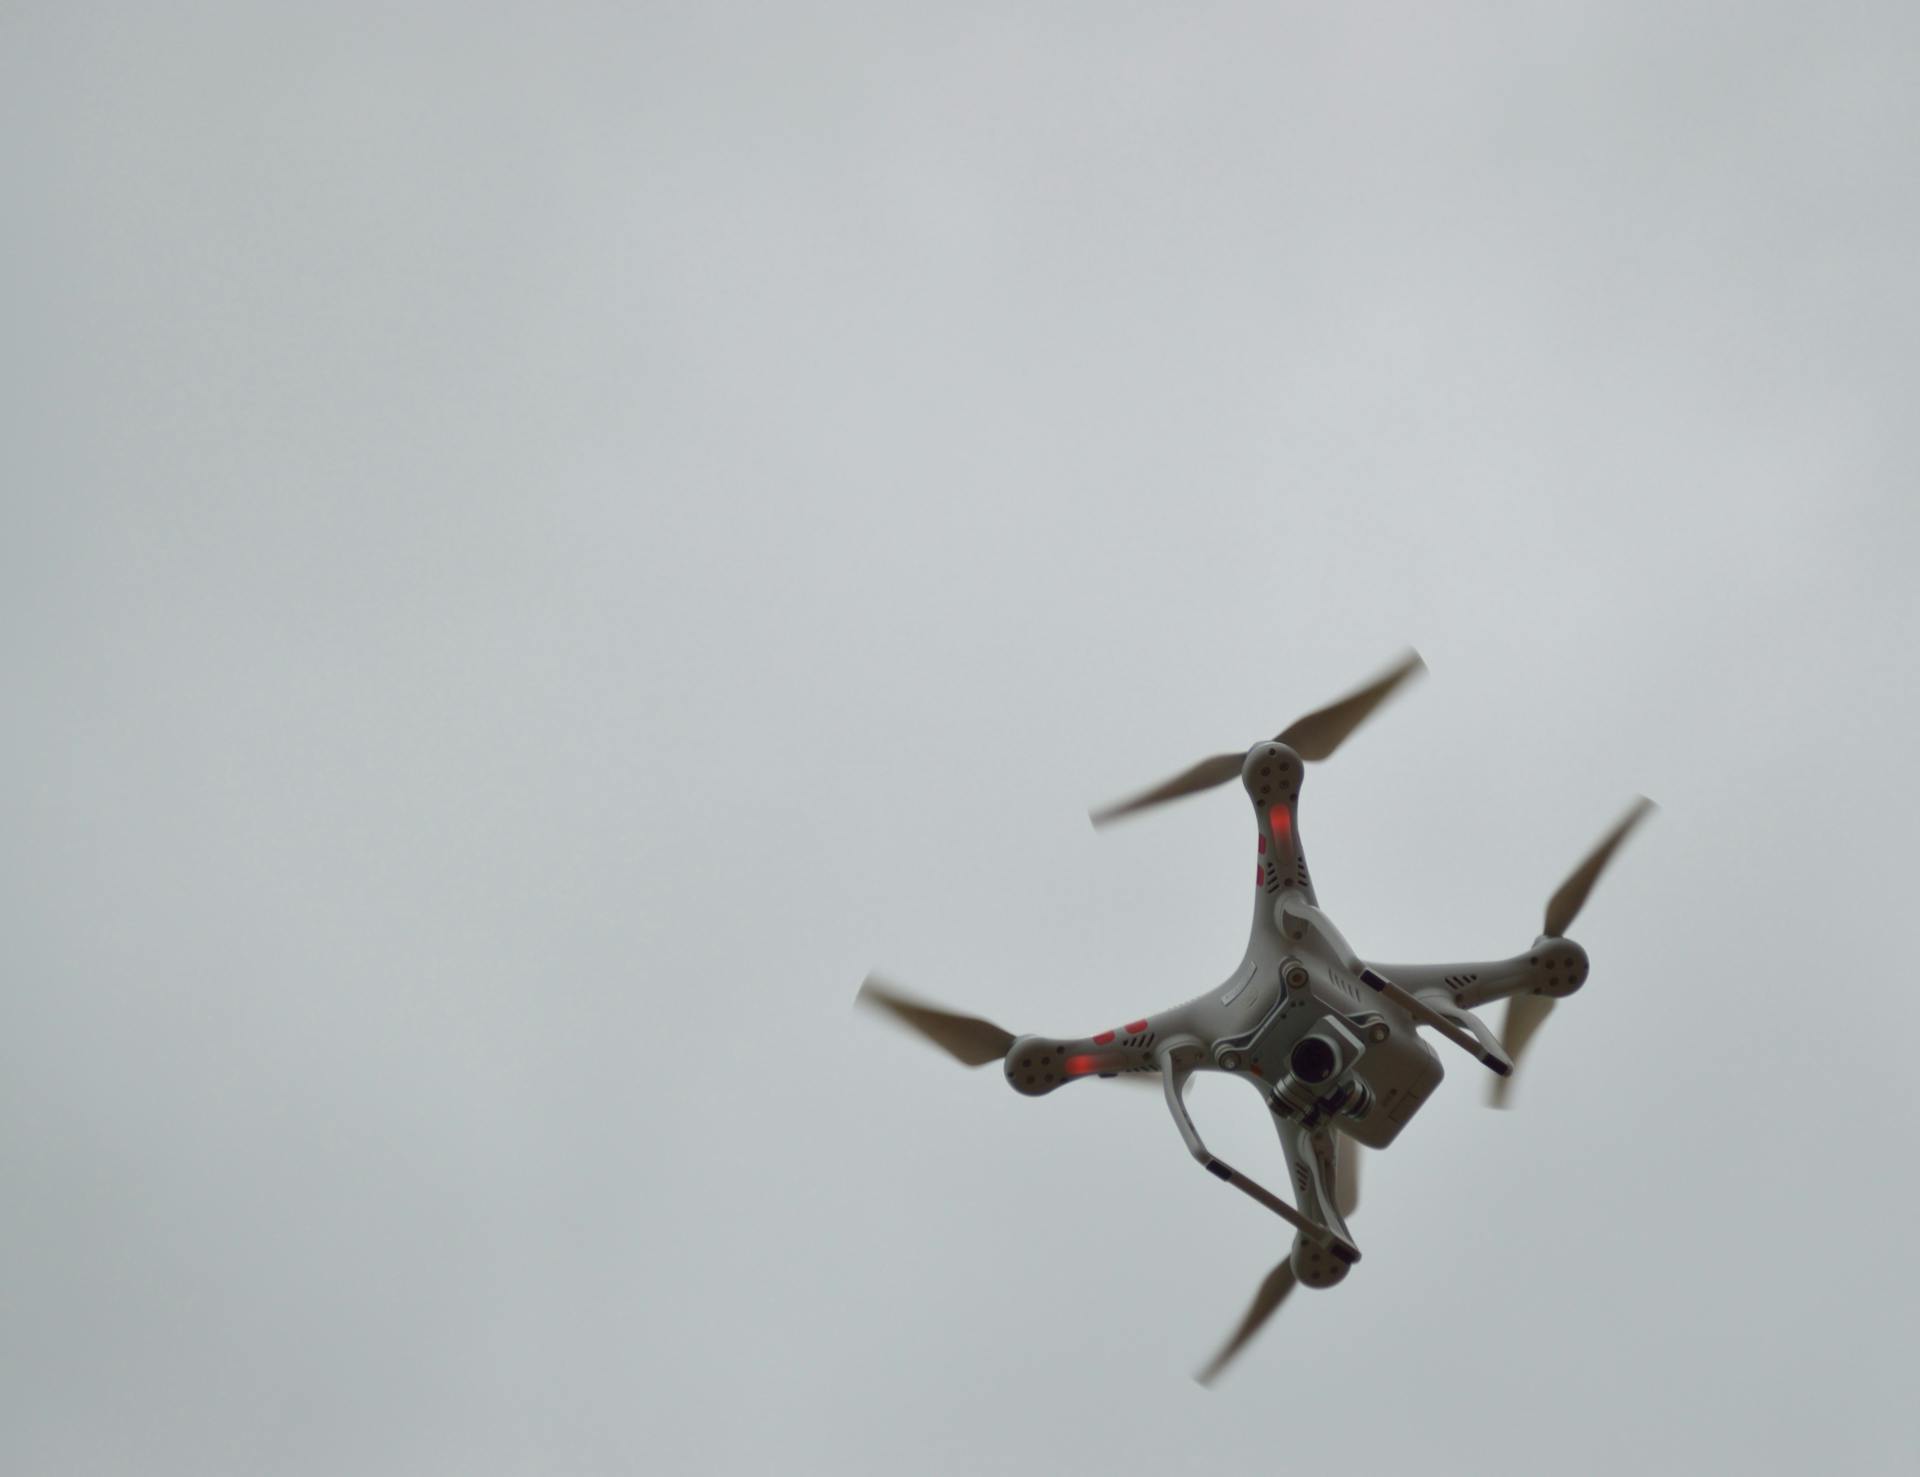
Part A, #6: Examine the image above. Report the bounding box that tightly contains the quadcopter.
[855,652,1654,1383]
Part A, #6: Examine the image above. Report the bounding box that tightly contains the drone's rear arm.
[1366,939,1587,1012]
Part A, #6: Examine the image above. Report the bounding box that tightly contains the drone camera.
[1288,1035,1339,1084]
[1272,1017,1367,1114]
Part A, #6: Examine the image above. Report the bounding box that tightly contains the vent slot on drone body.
[1444,972,1480,993]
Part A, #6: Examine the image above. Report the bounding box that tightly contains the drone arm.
[1159,1049,1355,1256]
[1364,945,1585,1012]
[1271,1119,1359,1282]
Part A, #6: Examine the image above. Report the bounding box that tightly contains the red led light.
[1093,1030,1116,1045]
[1258,834,1267,854]
[1125,1019,1148,1034]
[1269,805,1292,837]
[1064,1055,1099,1076]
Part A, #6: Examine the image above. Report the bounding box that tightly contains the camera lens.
[1289,1036,1338,1084]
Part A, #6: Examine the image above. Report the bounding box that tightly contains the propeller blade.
[854,976,1015,1066]
[1335,1133,1361,1221]
[1274,649,1426,762]
[1196,1260,1298,1387]
[1544,795,1656,938]
[1091,652,1424,827]
[1089,752,1244,828]
[1486,992,1556,1108]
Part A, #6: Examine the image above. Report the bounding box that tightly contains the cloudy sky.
[5,3,1917,1473]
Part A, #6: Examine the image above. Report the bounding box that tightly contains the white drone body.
[857,653,1651,1383]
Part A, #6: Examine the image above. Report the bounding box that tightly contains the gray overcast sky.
[4,3,1918,1473]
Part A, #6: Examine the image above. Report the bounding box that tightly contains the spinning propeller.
[1089,650,1426,827]
[855,976,1165,1094]
[1489,795,1657,1107]
[854,978,1016,1067]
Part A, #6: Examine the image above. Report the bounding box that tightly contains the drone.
[855,652,1653,1384]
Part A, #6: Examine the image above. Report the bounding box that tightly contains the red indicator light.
[1064,1055,1099,1076]
[1258,834,1267,854]
[1125,1019,1148,1034]
[1093,1030,1116,1045]
[1269,805,1292,837]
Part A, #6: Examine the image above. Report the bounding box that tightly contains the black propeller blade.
[1491,796,1656,1106]
[1274,649,1427,763]
[1087,752,1246,828]
[1335,1132,1361,1221]
[1488,991,1556,1109]
[854,976,1015,1067]
[1544,795,1656,939]
[1091,651,1425,828]
[1195,1260,1298,1387]
[1196,1131,1362,1385]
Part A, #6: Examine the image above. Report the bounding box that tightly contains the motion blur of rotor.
[1089,650,1425,827]
[856,976,1165,1090]
[1489,796,1656,1108]
[854,978,1015,1067]
[1196,1133,1362,1386]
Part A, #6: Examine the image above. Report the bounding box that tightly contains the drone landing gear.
[1358,967,1512,1077]
[1271,1117,1355,1289]
[1159,1054,1360,1264]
